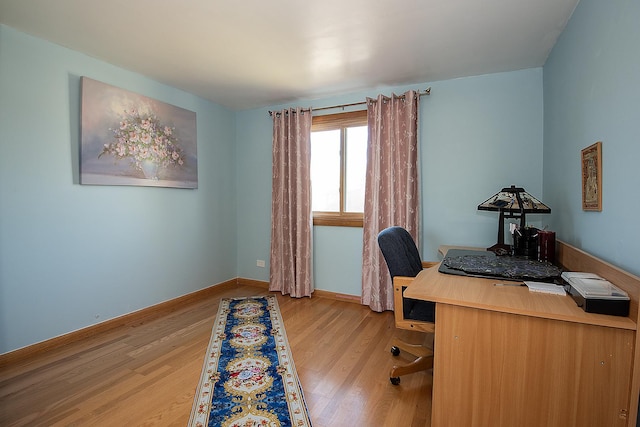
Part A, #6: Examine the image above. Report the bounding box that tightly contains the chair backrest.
[378,226,435,324]
[377,226,423,279]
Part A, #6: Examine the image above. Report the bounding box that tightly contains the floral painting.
[80,77,197,188]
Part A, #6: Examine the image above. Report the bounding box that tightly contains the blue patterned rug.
[189,295,312,427]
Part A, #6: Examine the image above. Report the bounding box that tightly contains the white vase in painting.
[141,160,160,180]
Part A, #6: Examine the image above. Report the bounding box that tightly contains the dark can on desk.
[538,230,556,263]
[513,227,538,259]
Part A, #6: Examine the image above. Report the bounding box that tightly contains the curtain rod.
[268,87,431,116]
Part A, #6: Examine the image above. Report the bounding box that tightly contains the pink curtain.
[361,90,420,312]
[270,108,314,298]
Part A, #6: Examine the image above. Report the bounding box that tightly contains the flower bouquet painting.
[80,77,197,188]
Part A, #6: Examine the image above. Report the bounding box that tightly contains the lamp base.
[487,243,511,256]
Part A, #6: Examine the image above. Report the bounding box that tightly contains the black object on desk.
[439,249,563,282]
[562,272,630,316]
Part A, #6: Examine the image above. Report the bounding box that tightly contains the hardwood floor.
[0,285,433,426]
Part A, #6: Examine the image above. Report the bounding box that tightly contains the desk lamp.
[477,185,551,253]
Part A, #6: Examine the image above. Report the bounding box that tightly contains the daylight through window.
[311,110,367,227]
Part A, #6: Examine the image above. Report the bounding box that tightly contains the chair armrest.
[422,261,439,269]
[392,276,435,334]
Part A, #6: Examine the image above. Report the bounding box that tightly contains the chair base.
[389,336,434,385]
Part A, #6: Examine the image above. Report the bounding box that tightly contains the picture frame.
[80,77,198,189]
[581,141,602,211]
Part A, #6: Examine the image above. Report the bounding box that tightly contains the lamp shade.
[477,185,551,253]
[478,185,550,214]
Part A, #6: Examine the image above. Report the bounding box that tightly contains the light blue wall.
[235,106,273,283]
[543,0,640,276]
[0,25,237,353]
[236,69,544,297]
[422,70,544,257]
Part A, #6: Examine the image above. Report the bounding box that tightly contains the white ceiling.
[0,0,579,111]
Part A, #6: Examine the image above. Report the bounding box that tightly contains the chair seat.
[406,298,435,323]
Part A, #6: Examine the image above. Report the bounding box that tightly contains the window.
[311,110,367,227]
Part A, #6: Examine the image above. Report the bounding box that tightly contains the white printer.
[562,272,630,316]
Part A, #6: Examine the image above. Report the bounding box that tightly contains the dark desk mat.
[439,249,562,282]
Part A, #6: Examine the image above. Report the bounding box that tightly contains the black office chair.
[378,226,437,385]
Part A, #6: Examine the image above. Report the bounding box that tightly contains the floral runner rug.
[189,295,312,427]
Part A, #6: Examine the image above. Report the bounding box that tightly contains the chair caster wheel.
[390,346,400,356]
[390,377,400,385]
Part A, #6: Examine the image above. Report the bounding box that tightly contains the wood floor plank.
[0,285,432,426]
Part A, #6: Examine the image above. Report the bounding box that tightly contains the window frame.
[311,110,368,227]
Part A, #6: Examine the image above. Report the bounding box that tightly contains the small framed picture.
[581,141,602,211]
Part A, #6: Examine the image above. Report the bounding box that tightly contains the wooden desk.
[403,243,639,427]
